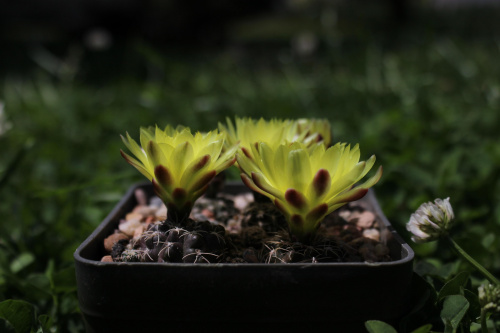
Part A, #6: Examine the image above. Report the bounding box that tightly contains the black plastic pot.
[75,182,414,333]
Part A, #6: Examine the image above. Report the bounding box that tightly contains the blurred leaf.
[9,253,35,274]
[469,322,482,332]
[437,262,461,281]
[53,267,77,293]
[0,300,35,333]
[458,206,490,221]
[414,260,438,277]
[410,324,433,333]
[463,289,481,321]
[365,320,398,333]
[0,318,16,333]
[45,260,55,286]
[37,314,53,333]
[438,271,470,301]
[58,295,80,317]
[25,273,51,298]
[481,233,495,249]
[412,242,438,258]
[440,295,469,333]
[0,139,33,190]
[400,273,441,333]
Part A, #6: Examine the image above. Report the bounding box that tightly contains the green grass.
[1,9,500,331]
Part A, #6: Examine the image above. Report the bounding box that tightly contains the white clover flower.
[479,284,500,314]
[406,197,454,243]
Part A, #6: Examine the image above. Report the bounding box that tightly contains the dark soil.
[103,187,392,264]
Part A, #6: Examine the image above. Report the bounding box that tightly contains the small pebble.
[119,218,142,236]
[338,210,351,220]
[233,193,253,211]
[104,233,129,252]
[126,212,143,221]
[150,197,163,208]
[145,215,156,226]
[155,205,167,219]
[350,211,375,229]
[134,189,148,206]
[201,208,215,219]
[101,255,113,262]
[133,225,145,240]
[133,205,157,216]
[363,228,380,241]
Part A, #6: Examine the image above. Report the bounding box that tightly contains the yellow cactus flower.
[219,117,333,166]
[237,141,382,241]
[296,118,332,147]
[219,117,301,151]
[121,126,237,222]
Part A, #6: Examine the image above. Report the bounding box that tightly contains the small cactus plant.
[120,126,237,263]
[121,126,237,224]
[119,117,382,262]
[236,141,382,242]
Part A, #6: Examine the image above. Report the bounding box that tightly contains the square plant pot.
[74,182,414,333]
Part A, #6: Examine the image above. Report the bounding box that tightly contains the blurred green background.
[1,0,500,331]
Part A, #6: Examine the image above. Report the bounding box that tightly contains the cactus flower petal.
[154,165,173,189]
[290,214,305,227]
[180,154,211,189]
[327,188,369,210]
[251,172,283,200]
[285,189,307,210]
[152,178,173,203]
[310,168,331,198]
[306,203,329,224]
[187,170,217,193]
[172,187,187,201]
[120,149,153,180]
[240,173,268,197]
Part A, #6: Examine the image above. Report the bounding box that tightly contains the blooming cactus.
[218,117,330,154]
[237,141,382,241]
[121,126,237,223]
[296,118,332,147]
[219,117,299,150]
